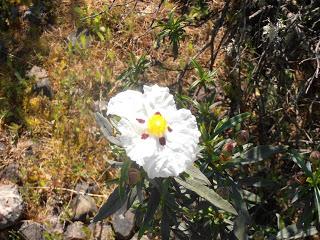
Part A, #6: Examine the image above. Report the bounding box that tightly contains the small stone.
[64,221,86,240]
[45,214,64,235]
[67,28,91,48]
[26,66,48,80]
[111,206,135,239]
[0,164,21,184]
[0,184,24,230]
[89,222,114,240]
[0,142,5,152]
[26,66,53,99]
[19,220,46,240]
[71,195,97,221]
[33,78,54,99]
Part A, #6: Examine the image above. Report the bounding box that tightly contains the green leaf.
[185,165,211,186]
[290,150,313,178]
[213,112,250,136]
[138,187,161,238]
[233,145,285,165]
[314,186,320,224]
[276,224,318,239]
[226,178,250,239]
[95,113,122,146]
[241,189,261,203]
[174,177,237,215]
[126,186,137,210]
[233,214,248,240]
[92,186,127,223]
[119,159,131,198]
[161,205,170,240]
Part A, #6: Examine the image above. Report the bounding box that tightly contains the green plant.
[117,53,150,88]
[157,12,186,59]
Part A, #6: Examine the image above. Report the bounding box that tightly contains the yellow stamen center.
[147,114,167,137]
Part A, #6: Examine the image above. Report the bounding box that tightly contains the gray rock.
[26,66,48,80]
[0,164,21,184]
[67,28,91,48]
[33,78,54,99]
[111,207,135,239]
[19,220,46,240]
[64,221,86,240]
[0,142,5,152]
[0,184,24,230]
[89,222,114,240]
[71,195,97,221]
[45,214,64,235]
[26,66,53,99]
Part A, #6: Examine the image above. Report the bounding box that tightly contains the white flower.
[107,85,201,179]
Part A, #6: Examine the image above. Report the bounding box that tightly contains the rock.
[33,78,54,99]
[0,184,24,230]
[111,207,135,239]
[45,214,64,235]
[19,220,46,240]
[26,66,53,99]
[67,28,91,48]
[89,222,114,240]
[43,196,64,235]
[71,182,98,221]
[71,195,97,221]
[64,221,87,240]
[0,142,5,152]
[26,66,48,80]
[0,164,21,184]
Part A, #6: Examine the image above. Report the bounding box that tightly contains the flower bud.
[222,140,236,156]
[310,151,320,166]
[236,130,249,145]
[310,151,320,161]
[128,168,141,185]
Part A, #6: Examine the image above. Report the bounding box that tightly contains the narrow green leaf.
[290,150,313,178]
[314,186,320,224]
[119,159,131,198]
[213,112,250,136]
[92,186,127,223]
[174,177,237,215]
[161,205,170,240]
[234,145,284,165]
[126,186,137,211]
[95,113,122,146]
[138,187,161,238]
[185,165,211,186]
[233,214,248,240]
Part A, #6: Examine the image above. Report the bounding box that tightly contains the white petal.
[107,85,201,179]
[142,85,176,116]
[140,110,200,179]
[123,135,158,167]
[107,90,146,119]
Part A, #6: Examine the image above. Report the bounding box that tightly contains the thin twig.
[20,186,107,198]
[176,0,231,93]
